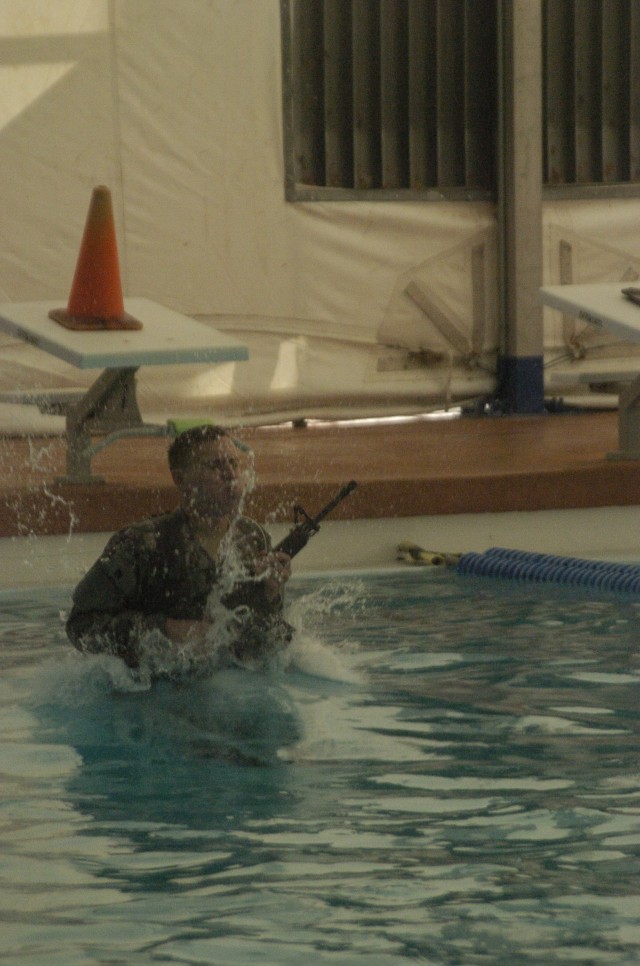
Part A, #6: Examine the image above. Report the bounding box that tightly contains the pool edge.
[3,506,640,590]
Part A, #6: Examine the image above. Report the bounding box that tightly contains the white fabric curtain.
[1,1,639,430]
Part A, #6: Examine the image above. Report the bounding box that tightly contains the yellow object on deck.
[396,541,461,567]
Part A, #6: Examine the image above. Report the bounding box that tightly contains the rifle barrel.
[312,480,357,526]
[274,480,357,557]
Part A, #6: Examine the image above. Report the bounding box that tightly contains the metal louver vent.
[283,0,640,201]
[543,0,640,187]
[283,0,497,199]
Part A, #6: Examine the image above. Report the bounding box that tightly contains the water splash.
[284,631,363,683]
[2,437,79,565]
[42,480,80,535]
[26,436,59,475]
[136,623,236,684]
[263,496,296,527]
[282,578,368,683]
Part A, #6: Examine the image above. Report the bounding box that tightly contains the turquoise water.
[0,568,639,965]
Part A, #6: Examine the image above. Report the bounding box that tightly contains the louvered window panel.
[283,0,497,199]
[543,0,640,186]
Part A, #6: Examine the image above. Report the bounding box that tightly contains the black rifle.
[274,480,357,559]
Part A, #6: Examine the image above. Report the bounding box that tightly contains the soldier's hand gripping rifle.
[274,481,357,559]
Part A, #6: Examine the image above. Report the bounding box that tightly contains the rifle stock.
[274,480,357,558]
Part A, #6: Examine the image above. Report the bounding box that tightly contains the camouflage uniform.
[66,509,292,670]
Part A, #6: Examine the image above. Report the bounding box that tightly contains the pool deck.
[1,409,639,539]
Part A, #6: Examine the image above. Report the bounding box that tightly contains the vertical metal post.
[498,0,545,413]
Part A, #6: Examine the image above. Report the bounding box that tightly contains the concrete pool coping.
[3,506,640,590]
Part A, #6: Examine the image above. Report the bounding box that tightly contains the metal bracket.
[608,373,640,460]
[56,367,143,483]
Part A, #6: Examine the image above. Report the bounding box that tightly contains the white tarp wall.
[1,0,640,430]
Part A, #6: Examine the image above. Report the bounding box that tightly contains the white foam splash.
[284,631,363,683]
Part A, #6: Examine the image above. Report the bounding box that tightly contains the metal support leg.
[57,367,142,483]
[608,374,640,460]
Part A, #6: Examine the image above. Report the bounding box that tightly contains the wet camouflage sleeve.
[65,528,167,668]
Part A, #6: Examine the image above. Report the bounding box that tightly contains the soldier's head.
[168,425,253,525]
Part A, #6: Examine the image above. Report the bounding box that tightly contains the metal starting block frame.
[0,298,248,483]
[541,283,640,460]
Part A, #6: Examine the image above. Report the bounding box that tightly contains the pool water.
[1,569,639,965]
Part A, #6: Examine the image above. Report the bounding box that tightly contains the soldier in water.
[66,425,292,676]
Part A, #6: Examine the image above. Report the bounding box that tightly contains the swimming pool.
[1,568,639,964]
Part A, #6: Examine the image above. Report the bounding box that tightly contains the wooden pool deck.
[1,409,640,538]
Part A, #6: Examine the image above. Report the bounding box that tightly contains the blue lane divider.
[456,547,640,593]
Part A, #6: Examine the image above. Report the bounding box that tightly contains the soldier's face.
[177,437,253,523]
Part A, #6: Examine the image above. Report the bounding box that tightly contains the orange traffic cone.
[49,185,142,331]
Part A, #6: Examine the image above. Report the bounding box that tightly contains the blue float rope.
[456,547,640,593]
